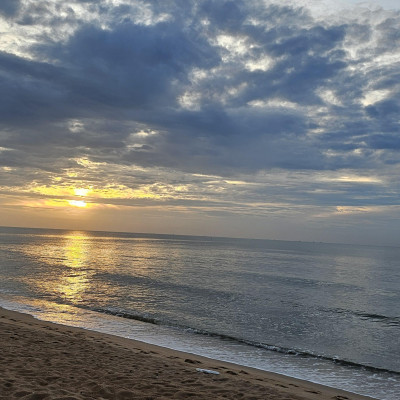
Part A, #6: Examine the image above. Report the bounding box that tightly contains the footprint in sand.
[184,359,201,364]
[225,370,238,375]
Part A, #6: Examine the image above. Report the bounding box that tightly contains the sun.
[68,187,91,207]
[68,200,87,208]
[74,188,90,196]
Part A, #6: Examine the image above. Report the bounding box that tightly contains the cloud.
[0,0,21,17]
[44,21,218,105]
[0,2,396,162]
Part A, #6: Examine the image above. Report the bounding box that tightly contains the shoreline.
[0,306,376,400]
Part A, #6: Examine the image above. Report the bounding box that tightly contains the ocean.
[0,226,399,399]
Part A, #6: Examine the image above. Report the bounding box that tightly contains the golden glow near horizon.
[4,180,159,211]
[28,182,159,203]
[23,184,95,209]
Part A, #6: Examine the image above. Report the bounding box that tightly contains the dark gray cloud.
[0,0,21,17]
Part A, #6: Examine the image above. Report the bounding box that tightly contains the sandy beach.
[0,306,376,400]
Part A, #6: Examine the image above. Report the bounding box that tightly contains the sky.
[0,0,399,246]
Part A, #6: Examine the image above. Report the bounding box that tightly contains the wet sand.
[0,306,376,400]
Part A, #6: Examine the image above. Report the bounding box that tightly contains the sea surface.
[0,226,399,399]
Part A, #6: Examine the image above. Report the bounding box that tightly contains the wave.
[1,294,399,377]
[355,312,400,326]
[96,272,400,328]
[91,306,400,376]
[329,307,400,327]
